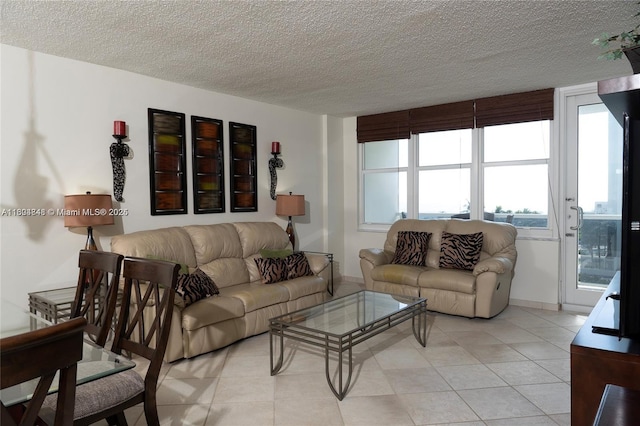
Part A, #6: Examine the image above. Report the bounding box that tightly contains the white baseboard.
[509,298,560,312]
[560,303,594,314]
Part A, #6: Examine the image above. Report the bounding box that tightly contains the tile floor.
[121,281,586,425]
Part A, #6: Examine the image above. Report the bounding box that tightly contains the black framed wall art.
[229,122,257,212]
[191,116,225,213]
[148,108,187,215]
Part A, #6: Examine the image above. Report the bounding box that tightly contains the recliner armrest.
[473,257,513,276]
[305,253,330,275]
[359,248,393,266]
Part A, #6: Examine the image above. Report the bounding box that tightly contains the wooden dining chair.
[59,257,179,426]
[1,316,87,426]
[71,250,124,347]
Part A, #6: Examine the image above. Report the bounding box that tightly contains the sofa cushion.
[233,222,291,259]
[199,258,250,289]
[111,227,198,267]
[445,219,517,259]
[384,219,448,268]
[439,231,483,270]
[276,275,327,300]
[254,257,288,284]
[184,223,244,264]
[222,282,290,313]
[371,264,425,286]
[285,252,314,279]
[176,268,220,306]
[417,269,476,294]
[181,295,245,331]
[391,231,431,266]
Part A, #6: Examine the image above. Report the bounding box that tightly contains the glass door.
[564,91,623,307]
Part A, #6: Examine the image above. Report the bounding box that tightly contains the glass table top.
[270,290,424,336]
[0,299,135,406]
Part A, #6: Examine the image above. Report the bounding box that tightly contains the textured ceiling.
[1,1,637,117]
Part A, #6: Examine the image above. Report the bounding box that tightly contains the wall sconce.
[64,191,114,250]
[110,120,130,202]
[269,141,283,200]
[276,192,305,250]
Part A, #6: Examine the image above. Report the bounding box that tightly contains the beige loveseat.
[359,219,517,318]
[111,222,329,362]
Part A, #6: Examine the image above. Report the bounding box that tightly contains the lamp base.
[285,217,295,250]
[85,226,97,251]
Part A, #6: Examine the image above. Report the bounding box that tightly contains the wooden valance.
[356,88,554,142]
[410,100,474,134]
[475,88,554,128]
[356,110,410,143]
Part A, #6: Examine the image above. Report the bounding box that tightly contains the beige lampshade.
[276,194,305,216]
[63,193,114,227]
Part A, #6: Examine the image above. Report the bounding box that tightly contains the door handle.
[570,206,584,231]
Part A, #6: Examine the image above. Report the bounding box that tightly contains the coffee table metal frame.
[269,290,427,400]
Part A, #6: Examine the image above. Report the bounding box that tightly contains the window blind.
[356,88,554,142]
[475,88,554,128]
[410,100,474,133]
[356,110,410,143]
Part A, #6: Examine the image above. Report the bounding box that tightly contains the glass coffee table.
[269,290,427,400]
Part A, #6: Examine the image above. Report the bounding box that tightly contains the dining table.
[0,299,135,408]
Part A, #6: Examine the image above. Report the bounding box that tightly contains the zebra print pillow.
[254,257,288,284]
[439,231,484,271]
[391,231,432,266]
[285,252,314,280]
[176,268,219,306]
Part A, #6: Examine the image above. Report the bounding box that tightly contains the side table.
[303,251,334,295]
[28,286,77,325]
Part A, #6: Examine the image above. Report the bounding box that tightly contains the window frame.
[359,138,410,231]
[358,122,558,240]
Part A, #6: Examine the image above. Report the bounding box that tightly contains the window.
[361,139,408,224]
[483,121,551,227]
[357,89,555,237]
[359,121,553,237]
[417,129,471,219]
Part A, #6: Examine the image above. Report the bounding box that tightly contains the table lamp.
[64,192,114,250]
[276,192,305,250]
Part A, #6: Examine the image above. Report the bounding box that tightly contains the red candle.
[114,121,126,137]
[271,141,280,154]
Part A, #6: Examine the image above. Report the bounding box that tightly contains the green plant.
[593,3,640,60]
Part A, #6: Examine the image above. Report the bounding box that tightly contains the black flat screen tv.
[599,75,640,338]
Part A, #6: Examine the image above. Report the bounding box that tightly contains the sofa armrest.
[359,248,392,267]
[473,257,513,276]
[305,253,330,275]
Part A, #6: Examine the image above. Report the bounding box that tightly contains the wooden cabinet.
[593,384,640,425]
[571,73,640,425]
[570,275,640,426]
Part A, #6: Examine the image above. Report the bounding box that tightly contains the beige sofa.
[111,222,329,362]
[359,219,517,318]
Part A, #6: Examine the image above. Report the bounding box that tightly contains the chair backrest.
[110,257,179,387]
[1,317,87,426]
[71,250,123,347]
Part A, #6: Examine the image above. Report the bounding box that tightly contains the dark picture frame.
[229,122,257,212]
[191,116,225,214]
[148,108,188,215]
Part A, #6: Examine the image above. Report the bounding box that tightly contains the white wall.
[0,45,327,306]
[340,117,562,308]
[0,44,563,310]
[324,115,345,277]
